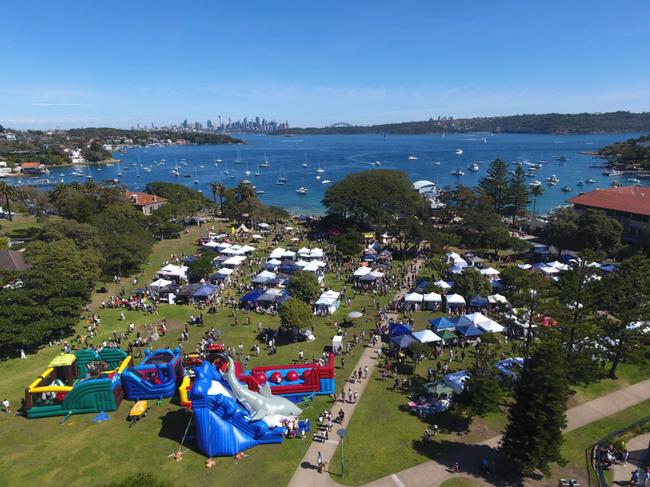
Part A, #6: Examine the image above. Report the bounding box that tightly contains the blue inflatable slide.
[121,348,184,400]
[191,361,288,457]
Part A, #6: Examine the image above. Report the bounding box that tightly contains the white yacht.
[451,168,465,176]
[296,186,308,195]
[468,162,479,172]
[455,148,464,155]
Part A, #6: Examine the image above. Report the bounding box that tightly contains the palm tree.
[50,182,67,203]
[83,178,98,196]
[209,181,225,214]
[0,181,18,221]
[530,185,544,218]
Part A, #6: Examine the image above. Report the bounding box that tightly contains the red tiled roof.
[21,162,43,167]
[124,191,168,207]
[567,186,650,217]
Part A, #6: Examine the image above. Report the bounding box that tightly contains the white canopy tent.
[423,291,442,311]
[150,278,173,289]
[457,312,505,333]
[488,294,508,305]
[353,266,371,277]
[480,267,500,277]
[269,247,286,259]
[315,290,341,315]
[434,280,452,290]
[411,329,442,343]
[158,264,188,281]
[404,292,424,311]
[359,270,384,281]
[446,294,466,308]
[222,255,247,268]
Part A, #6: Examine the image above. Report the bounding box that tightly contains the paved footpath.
[287,255,650,487]
[288,258,425,487]
[612,432,650,486]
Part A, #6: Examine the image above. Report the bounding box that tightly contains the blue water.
[37,132,644,215]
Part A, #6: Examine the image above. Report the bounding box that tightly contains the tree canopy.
[286,271,320,304]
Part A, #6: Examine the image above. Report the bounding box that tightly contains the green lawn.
[439,479,483,487]
[0,223,395,487]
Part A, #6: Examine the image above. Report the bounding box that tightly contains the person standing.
[363,365,369,380]
[317,451,324,473]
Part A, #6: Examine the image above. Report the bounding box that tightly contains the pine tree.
[507,165,530,224]
[479,158,509,215]
[530,184,544,218]
[500,339,569,475]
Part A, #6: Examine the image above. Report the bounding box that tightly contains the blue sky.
[2,0,650,129]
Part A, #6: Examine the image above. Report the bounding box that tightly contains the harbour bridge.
[329,122,352,128]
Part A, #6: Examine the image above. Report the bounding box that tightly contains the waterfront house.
[567,186,650,243]
[20,162,47,175]
[125,191,168,215]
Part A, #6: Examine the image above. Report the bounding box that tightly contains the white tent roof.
[315,290,341,306]
[309,248,324,258]
[547,261,570,271]
[257,270,276,279]
[295,259,309,267]
[423,292,442,302]
[458,312,504,333]
[354,266,371,277]
[252,234,263,239]
[150,278,173,288]
[446,293,466,305]
[488,294,508,304]
[216,267,234,275]
[359,270,383,281]
[413,180,436,191]
[269,248,285,259]
[480,267,500,276]
[404,292,424,303]
[411,329,442,343]
[239,245,256,253]
[310,260,327,267]
[203,240,220,248]
[158,264,188,278]
[434,280,452,290]
[236,224,250,233]
[266,258,282,266]
[303,262,321,272]
[282,250,296,258]
[223,255,246,266]
[257,222,271,229]
[518,264,532,270]
[298,247,311,255]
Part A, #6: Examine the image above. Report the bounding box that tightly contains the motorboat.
[530,180,542,188]
[255,190,265,195]
[468,162,479,172]
[561,186,572,192]
[296,186,308,195]
[586,179,596,184]
[321,179,332,184]
[451,168,465,176]
[627,178,641,184]
[455,148,463,155]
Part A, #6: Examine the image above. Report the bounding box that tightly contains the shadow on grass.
[158,408,201,454]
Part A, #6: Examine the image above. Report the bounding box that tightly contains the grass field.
[0,223,394,487]
[439,479,482,487]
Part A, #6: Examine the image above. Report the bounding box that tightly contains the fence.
[590,415,650,487]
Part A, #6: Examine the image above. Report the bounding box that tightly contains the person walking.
[363,365,369,380]
[317,451,324,473]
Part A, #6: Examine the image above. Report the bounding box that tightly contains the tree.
[25,238,103,288]
[323,169,429,232]
[187,253,215,283]
[209,182,225,213]
[506,165,530,224]
[542,207,579,255]
[530,185,544,218]
[94,203,154,276]
[104,473,176,487]
[453,267,492,297]
[278,298,312,329]
[456,367,502,417]
[500,339,569,476]
[287,270,320,304]
[599,254,650,378]
[479,158,510,215]
[548,257,603,383]
[0,181,18,221]
[330,229,363,258]
[408,342,431,369]
[39,218,103,251]
[575,209,622,257]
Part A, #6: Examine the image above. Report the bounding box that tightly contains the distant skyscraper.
[207,119,213,129]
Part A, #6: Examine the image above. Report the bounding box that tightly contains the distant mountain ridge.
[272,111,650,135]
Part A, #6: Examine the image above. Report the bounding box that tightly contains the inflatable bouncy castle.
[191,357,304,457]
[121,348,184,400]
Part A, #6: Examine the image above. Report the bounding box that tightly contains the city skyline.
[1,0,650,129]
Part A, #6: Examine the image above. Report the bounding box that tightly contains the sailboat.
[235,149,242,164]
[215,153,222,164]
[316,161,325,174]
[260,152,271,168]
[254,165,260,177]
[193,167,199,184]
[302,153,309,168]
[296,179,308,194]
[276,169,287,185]
[408,146,418,160]
[244,163,251,176]
[86,161,93,179]
[116,161,123,177]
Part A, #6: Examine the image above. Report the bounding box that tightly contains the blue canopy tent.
[456,323,484,337]
[390,333,417,349]
[275,290,291,304]
[412,279,429,294]
[278,264,299,274]
[389,322,413,337]
[429,316,458,332]
[469,295,489,308]
[240,288,266,304]
[601,264,616,273]
[183,255,198,265]
[193,284,218,300]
